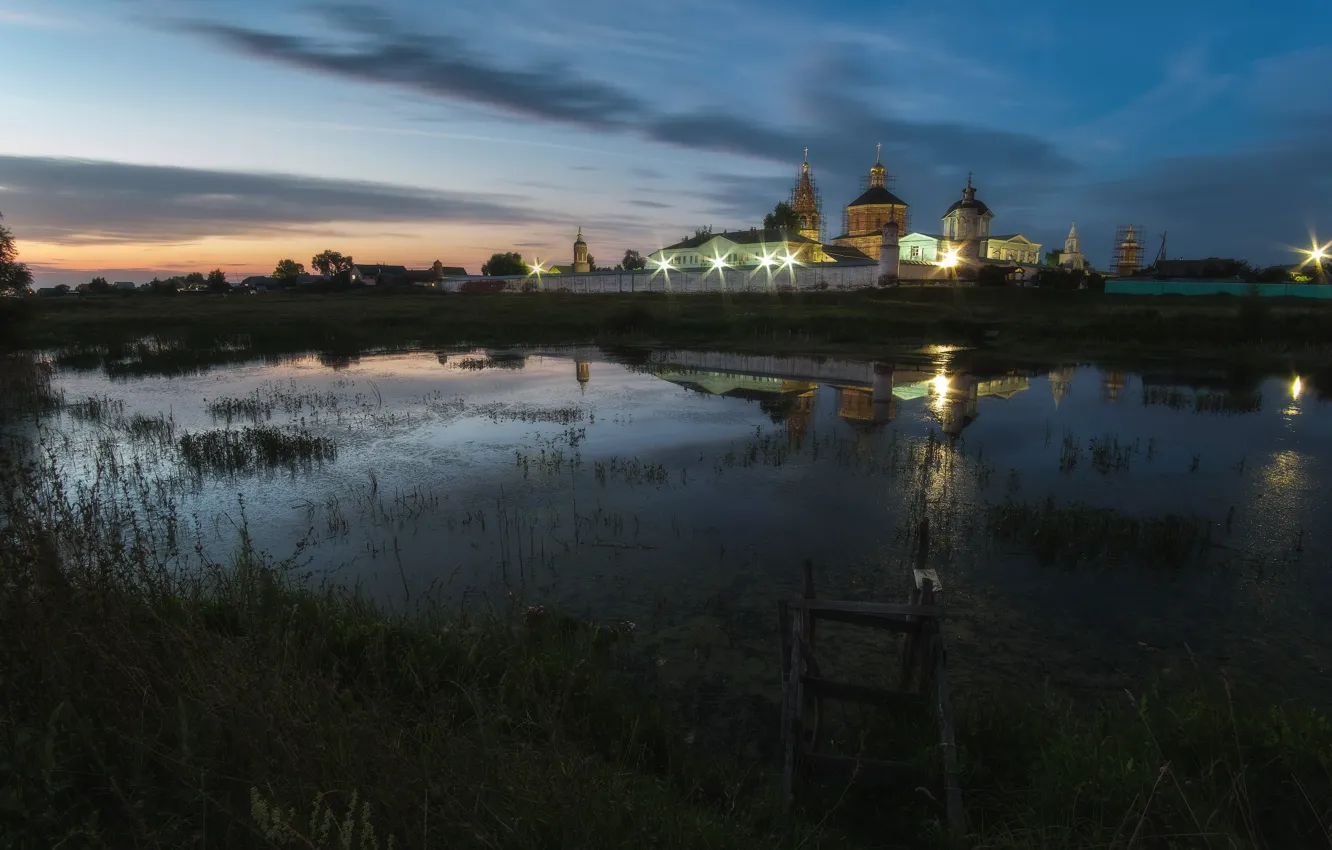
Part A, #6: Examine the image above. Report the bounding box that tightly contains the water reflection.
[27,346,1332,709]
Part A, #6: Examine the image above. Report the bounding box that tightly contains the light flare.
[1293,376,1303,400]
[938,249,960,269]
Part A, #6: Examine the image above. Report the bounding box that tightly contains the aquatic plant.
[986,496,1215,567]
[178,426,336,476]
[66,394,125,423]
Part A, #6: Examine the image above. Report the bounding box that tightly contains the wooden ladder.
[778,519,965,843]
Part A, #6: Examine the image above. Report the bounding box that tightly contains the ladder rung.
[800,752,924,786]
[788,599,944,619]
[801,677,929,711]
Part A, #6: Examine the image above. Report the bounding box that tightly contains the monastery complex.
[639,149,1090,284]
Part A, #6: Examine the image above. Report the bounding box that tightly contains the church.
[896,175,1042,271]
[647,150,1046,281]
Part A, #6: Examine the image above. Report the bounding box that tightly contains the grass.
[178,426,337,476]
[6,339,1332,847]
[16,288,1332,377]
[0,461,809,848]
[987,497,1216,567]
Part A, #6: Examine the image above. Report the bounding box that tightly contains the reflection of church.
[1049,366,1075,407]
[1101,370,1126,403]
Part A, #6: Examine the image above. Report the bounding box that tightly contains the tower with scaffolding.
[1111,225,1146,277]
[789,149,824,244]
[831,145,912,261]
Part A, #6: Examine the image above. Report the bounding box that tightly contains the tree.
[622,249,645,271]
[311,250,354,276]
[88,276,111,294]
[763,202,799,232]
[206,269,230,292]
[1044,250,1062,267]
[586,255,596,271]
[183,272,206,288]
[148,278,179,296]
[273,259,306,279]
[0,212,34,296]
[481,252,528,276]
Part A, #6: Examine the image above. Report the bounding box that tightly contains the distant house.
[349,265,408,286]
[113,281,136,291]
[36,287,66,297]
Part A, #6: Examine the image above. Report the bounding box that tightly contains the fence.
[1106,280,1332,299]
[441,262,881,295]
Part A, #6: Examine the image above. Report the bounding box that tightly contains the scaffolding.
[789,159,825,243]
[838,171,912,240]
[1111,224,1146,277]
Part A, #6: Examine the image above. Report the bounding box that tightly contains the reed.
[986,496,1215,566]
[178,426,337,476]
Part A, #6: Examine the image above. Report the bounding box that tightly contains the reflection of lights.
[1293,376,1303,400]
[931,373,950,395]
[938,249,960,269]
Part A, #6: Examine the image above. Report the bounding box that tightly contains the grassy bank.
[11,288,1332,372]
[3,353,1332,848]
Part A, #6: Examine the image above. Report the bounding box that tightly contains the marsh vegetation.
[3,345,1332,847]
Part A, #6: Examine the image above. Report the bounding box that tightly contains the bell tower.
[790,148,822,243]
[572,228,590,273]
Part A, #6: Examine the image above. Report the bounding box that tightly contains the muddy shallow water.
[30,345,1332,740]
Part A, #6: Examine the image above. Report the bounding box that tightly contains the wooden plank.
[805,609,923,633]
[802,558,816,648]
[800,676,928,712]
[801,752,923,787]
[788,599,944,620]
[781,609,805,810]
[934,634,967,842]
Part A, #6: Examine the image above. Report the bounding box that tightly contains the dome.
[944,197,991,216]
[848,186,908,208]
[944,176,990,217]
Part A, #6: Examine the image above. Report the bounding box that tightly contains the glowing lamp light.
[938,249,960,269]
[758,252,776,269]
[710,255,728,271]
[654,257,673,270]
[1293,376,1303,400]
[782,252,799,268]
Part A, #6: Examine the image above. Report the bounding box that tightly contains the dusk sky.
[2,0,1329,286]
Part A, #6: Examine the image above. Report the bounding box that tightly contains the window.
[909,246,922,259]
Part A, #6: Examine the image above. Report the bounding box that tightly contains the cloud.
[0,155,538,245]
[1079,130,1332,265]
[183,18,645,129]
[174,4,1076,183]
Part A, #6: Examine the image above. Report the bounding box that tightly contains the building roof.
[352,264,409,276]
[847,185,909,208]
[989,234,1035,243]
[901,232,946,241]
[437,266,468,276]
[820,244,874,263]
[944,198,991,216]
[659,229,817,252]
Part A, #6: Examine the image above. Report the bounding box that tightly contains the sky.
[1,0,1330,286]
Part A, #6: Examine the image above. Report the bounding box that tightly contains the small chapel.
[897,174,1042,270]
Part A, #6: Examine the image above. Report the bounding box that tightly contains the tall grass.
[0,448,811,849]
[178,426,337,476]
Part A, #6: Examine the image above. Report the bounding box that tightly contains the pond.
[20,345,1332,744]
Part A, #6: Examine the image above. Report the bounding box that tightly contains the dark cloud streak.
[0,155,536,245]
